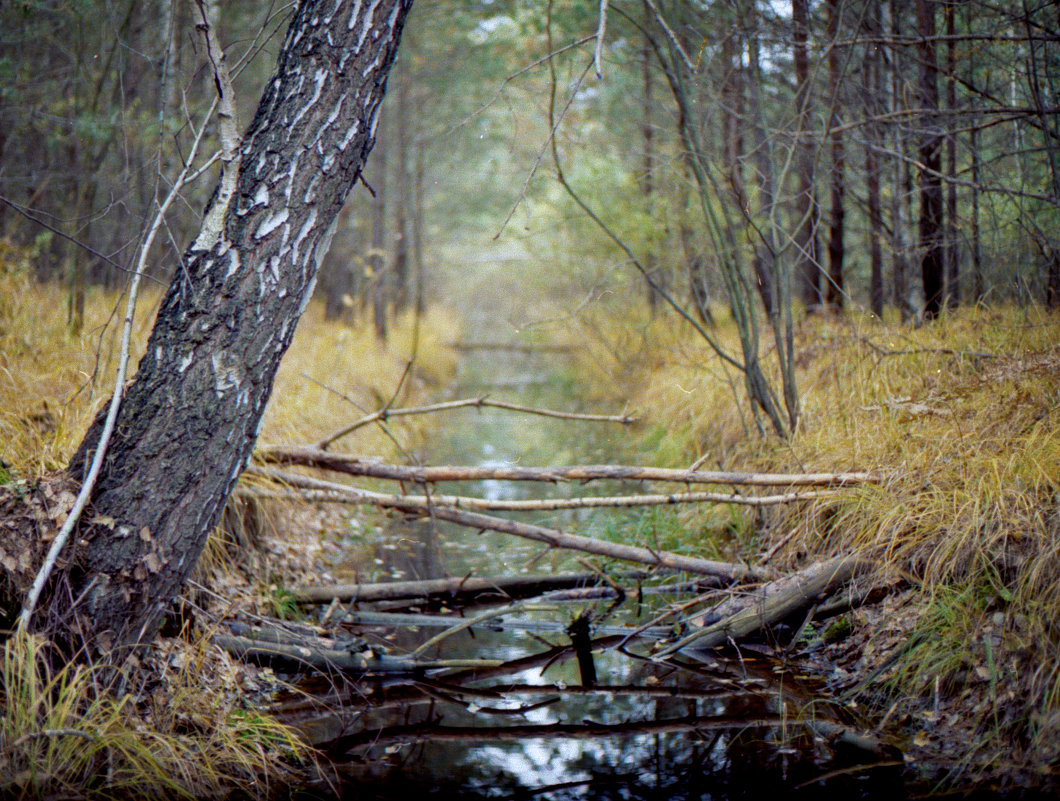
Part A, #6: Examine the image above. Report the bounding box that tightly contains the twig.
[644,0,700,72]
[858,336,996,360]
[11,729,97,748]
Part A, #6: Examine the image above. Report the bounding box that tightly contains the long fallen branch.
[238,481,838,512]
[244,467,775,581]
[655,555,869,656]
[316,396,636,450]
[292,572,602,604]
[256,446,880,488]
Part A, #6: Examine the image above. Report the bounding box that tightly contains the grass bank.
[556,301,1060,790]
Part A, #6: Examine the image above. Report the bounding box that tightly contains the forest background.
[1,0,1059,795]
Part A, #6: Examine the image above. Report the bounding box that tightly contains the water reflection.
[280,628,904,800]
[287,347,905,798]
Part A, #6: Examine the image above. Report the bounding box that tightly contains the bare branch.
[316,396,637,449]
[256,446,880,487]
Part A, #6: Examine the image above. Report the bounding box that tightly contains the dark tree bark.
[885,0,912,319]
[64,0,413,648]
[916,0,945,318]
[865,5,885,317]
[824,0,845,312]
[792,0,822,311]
[943,0,959,308]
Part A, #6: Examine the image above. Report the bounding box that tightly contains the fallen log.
[238,483,836,511]
[247,467,775,581]
[655,555,870,656]
[336,609,675,639]
[292,572,602,604]
[213,633,501,674]
[256,446,880,488]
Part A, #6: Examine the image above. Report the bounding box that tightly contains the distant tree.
[916,0,945,318]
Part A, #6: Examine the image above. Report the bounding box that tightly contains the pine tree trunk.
[792,0,821,311]
[824,0,844,312]
[64,0,413,648]
[917,0,945,318]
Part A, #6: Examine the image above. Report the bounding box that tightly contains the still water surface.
[287,346,905,799]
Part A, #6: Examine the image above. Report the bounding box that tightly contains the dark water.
[285,347,907,800]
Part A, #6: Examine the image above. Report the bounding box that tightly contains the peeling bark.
[62,0,414,648]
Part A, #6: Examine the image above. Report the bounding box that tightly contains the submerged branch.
[291,572,602,604]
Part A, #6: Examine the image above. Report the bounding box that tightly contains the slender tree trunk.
[412,146,426,316]
[825,0,845,312]
[866,7,884,317]
[63,0,413,648]
[943,1,959,308]
[792,0,821,311]
[371,102,390,341]
[392,57,410,313]
[745,1,777,316]
[917,0,945,318]
[640,26,658,314]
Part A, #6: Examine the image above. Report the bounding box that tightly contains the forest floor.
[0,242,1058,797]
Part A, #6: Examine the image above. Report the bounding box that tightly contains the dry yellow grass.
[558,298,1060,775]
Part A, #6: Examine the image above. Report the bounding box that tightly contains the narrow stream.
[283,346,907,800]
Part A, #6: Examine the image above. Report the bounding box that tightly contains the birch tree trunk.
[63,0,413,648]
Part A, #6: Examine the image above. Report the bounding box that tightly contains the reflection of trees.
[287,646,901,799]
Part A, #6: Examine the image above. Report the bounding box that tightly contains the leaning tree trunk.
[63,0,413,648]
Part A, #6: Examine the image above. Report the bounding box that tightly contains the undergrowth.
[556,298,1060,785]
[0,240,460,796]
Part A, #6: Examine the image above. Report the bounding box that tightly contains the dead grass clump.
[0,630,309,799]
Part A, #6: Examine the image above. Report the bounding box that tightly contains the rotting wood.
[292,572,602,604]
[245,467,775,581]
[255,446,880,487]
[338,609,675,640]
[317,396,636,449]
[239,482,837,511]
[213,634,502,674]
[655,555,869,656]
